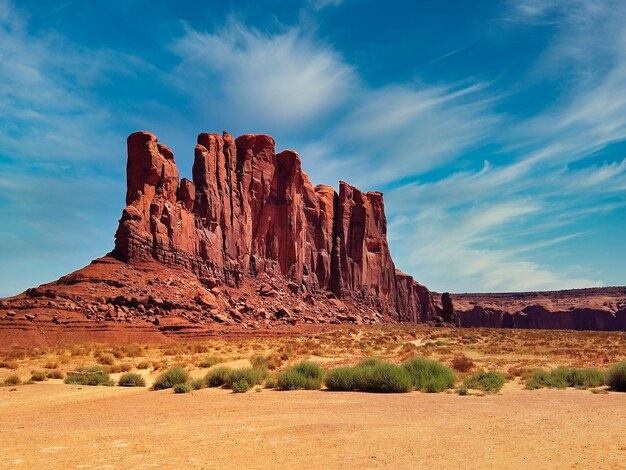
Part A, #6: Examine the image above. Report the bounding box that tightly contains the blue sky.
[1,0,625,297]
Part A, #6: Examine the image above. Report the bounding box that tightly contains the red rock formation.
[111,131,433,321]
[451,288,626,330]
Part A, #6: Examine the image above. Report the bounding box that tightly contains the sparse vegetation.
[199,356,224,368]
[606,361,626,392]
[65,367,114,386]
[97,353,116,366]
[190,378,205,390]
[525,367,605,390]
[173,382,192,394]
[401,357,455,393]
[278,361,323,390]
[251,353,282,370]
[0,360,18,370]
[152,367,189,390]
[205,366,234,387]
[136,360,151,370]
[232,379,252,393]
[464,371,506,393]
[205,366,267,390]
[30,370,47,382]
[46,369,65,380]
[3,374,22,386]
[450,354,474,372]
[118,373,146,387]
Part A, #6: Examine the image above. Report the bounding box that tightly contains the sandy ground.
[1,383,625,469]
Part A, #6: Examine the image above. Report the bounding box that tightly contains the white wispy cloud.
[170,20,355,133]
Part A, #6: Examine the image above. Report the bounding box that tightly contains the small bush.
[402,357,455,393]
[277,361,323,390]
[118,373,146,387]
[205,366,267,389]
[205,366,233,387]
[136,360,151,370]
[525,367,605,390]
[226,368,268,389]
[109,362,133,374]
[174,382,192,394]
[43,361,59,370]
[46,369,65,380]
[97,353,116,366]
[152,367,189,390]
[0,360,18,370]
[355,361,412,393]
[607,361,626,392]
[232,379,251,393]
[199,356,224,368]
[567,368,605,389]
[251,353,282,370]
[264,373,279,389]
[457,385,469,396]
[190,378,205,390]
[65,367,113,386]
[464,371,506,393]
[325,367,359,391]
[30,370,47,382]
[3,374,22,386]
[451,354,474,373]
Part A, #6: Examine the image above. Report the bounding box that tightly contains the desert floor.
[1,382,625,469]
[1,326,625,469]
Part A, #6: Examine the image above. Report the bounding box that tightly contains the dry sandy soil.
[1,383,625,469]
[1,326,625,469]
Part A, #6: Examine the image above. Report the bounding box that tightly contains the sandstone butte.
[0,131,625,349]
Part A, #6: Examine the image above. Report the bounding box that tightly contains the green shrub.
[457,385,469,396]
[118,373,146,387]
[525,367,605,390]
[3,374,21,386]
[205,366,267,389]
[191,378,205,390]
[354,361,412,393]
[278,361,323,390]
[264,373,279,389]
[567,368,605,389]
[401,357,455,392]
[152,367,189,390]
[607,361,626,392]
[174,382,192,394]
[226,367,268,389]
[232,379,251,393]
[205,366,233,387]
[30,370,47,382]
[46,369,65,380]
[325,367,359,391]
[464,371,506,393]
[199,356,224,368]
[65,366,113,386]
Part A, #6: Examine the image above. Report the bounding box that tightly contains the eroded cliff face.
[111,131,434,322]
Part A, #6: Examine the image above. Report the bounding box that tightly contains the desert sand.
[1,382,625,469]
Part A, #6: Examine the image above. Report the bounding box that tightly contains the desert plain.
[1,325,625,469]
